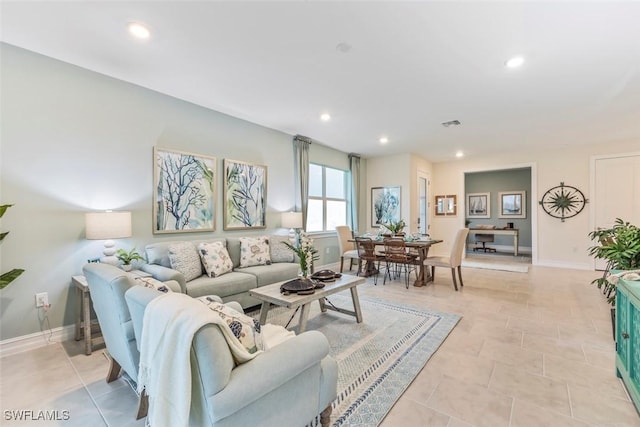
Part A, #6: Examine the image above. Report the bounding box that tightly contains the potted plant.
[116,247,145,271]
[384,219,406,236]
[588,218,640,336]
[0,204,24,289]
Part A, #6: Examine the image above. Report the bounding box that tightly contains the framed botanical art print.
[223,159,267,230]
[153,147,216,233]
[371,186,401,227]
[467,192,490,218]
[499,190,526,218]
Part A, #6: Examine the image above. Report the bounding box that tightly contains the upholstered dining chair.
[424,228,470,291]
[336,225,359,273]
[382,237,418,289]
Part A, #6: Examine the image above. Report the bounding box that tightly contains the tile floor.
[1,262,639,426]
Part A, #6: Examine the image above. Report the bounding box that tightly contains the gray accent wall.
[465,168,532,249]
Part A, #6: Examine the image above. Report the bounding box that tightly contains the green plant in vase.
[384,219,406,235]
[282,232,319,278]
[116,247,145,271]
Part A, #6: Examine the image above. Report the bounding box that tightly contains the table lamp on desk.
[85,211,132,265]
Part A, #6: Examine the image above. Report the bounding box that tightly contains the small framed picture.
[467,193,490,218]
[435,195,457,216]
[499,191,526,218]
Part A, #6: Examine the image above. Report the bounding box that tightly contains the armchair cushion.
[198,296,263,354]
[168,242,202,282]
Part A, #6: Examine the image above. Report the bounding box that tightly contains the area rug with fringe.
[251,294,461,427]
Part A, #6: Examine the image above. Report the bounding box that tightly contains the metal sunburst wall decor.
[538,182,588,222]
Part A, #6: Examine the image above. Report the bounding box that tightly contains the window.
[307,163,348,232]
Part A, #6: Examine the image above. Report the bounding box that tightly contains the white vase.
[122,264,132,272]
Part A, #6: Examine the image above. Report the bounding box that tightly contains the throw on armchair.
[125,285,338,427]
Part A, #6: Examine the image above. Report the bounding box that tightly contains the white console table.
[469,228,519,256]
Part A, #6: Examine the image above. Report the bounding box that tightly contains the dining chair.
[354,237,385,285]
[424,228,469,291]
[336,225,359,273]
[382,237,418,289]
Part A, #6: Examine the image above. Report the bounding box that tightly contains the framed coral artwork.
[153,147,216,233]
[223,159,267,230]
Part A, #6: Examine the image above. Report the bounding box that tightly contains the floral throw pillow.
[198,241,233,278]
[168,242,202,282]
[198,296,263,355]
[269,235,294,263]
[133,276,173,293]
[239,236,271,268]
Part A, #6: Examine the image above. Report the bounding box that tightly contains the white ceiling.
[2,1,640,162]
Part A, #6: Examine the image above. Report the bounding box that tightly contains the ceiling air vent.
[441,120,461,127]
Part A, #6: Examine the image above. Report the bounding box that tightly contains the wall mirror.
[435,195,457,216]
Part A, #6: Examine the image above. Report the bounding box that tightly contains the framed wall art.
[371,186,401,227]
[499,190,526,218]
[466,192,490,218]
[223,159,267,230]
[435,195,457,216]
[153,147,216,234]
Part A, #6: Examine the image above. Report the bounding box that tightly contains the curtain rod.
[293,134,313,144]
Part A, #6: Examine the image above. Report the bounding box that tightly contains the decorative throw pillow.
[133,276,173,293]
[168,242,202,282]
[269,235,294,263]
[198,241,233,278]
[239,236,271,268]
[198,296,263,354]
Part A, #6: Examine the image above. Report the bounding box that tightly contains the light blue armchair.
[125,285,338,427]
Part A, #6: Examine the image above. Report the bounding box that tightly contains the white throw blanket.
[137,292,294,427]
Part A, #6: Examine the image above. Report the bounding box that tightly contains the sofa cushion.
[198,241,233,278]
[239,236,271,268]
[168,242,202,282]
[269,235,294,263]
[186,271,257,299]
[237,262,299,287]
[145,239,226,269]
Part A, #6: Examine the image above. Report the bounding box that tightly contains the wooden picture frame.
[467,192,490,218]
[153,147,216,234]
[499,191,526,218]
[223,159,267,230]
[371,186,401,227]
[435,195,457,216]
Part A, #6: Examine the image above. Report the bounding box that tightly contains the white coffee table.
[249,274,366,333]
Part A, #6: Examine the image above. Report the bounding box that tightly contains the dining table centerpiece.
[383,219,407,237]
[282,231,319,279]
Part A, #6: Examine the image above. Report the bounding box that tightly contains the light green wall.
[0,44,355,340]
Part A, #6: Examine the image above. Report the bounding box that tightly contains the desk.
[468,228,519,256]
[351,238,442,287]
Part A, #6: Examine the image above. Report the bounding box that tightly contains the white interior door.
[417,173,429,235]
[593,153,640,270]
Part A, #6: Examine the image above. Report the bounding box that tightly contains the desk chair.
[473,234,496,253]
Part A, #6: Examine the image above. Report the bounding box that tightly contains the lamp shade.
[281,211,303,229]
[85,211,132,240]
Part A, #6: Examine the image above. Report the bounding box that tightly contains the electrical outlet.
[35,292,49,308]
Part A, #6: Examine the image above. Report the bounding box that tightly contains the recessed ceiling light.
[379,137,389,144]
[455,150,464,158]
[128,22,150,40]
[505,56,524,68]
[320,113,331,122]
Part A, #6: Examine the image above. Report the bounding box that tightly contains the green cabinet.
[616,277,640,413]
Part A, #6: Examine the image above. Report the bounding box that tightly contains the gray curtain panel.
[293,135,311,230]
[349,153,361,233]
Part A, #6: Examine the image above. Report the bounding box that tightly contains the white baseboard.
[0,324,75,358]
[536,259,593,271]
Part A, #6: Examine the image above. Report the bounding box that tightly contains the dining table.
[350,235,443,287]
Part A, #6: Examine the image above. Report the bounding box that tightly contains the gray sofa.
[140,236,299,308]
